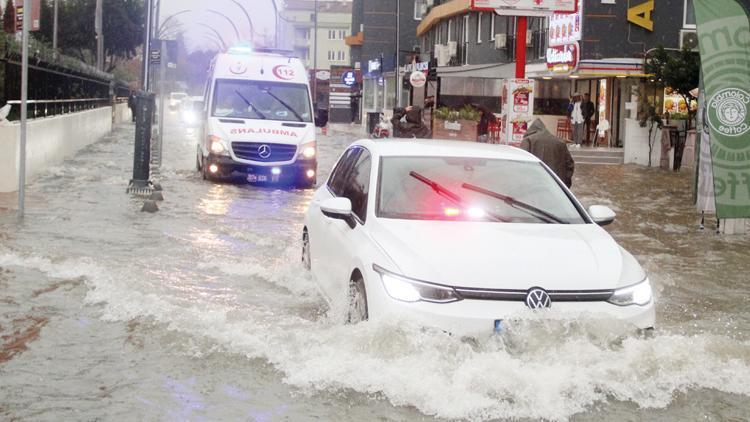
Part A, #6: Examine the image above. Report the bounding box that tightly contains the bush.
[434,105,480,122]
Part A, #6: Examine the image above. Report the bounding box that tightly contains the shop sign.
[368,59,381,74]
[14,1,41,32]
[500,79,535,146]
[404,61,429,73]
[546,43,578,73]
[316,70,331,81]
[548,0,582,46]
[628,0,654,31]
[471,0,575,16]
[342,71,357,87]
[409,71,427,88]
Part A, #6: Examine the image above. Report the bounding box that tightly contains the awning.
[437,62,516,79]
[417,0,471,37]
[526,58,650,79]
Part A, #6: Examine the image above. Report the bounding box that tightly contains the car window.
[328,148,361,196]
[377,156,586,224]
[340,150,371,222]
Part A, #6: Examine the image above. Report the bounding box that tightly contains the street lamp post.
[313,0,318,110]
[207,9,241,42]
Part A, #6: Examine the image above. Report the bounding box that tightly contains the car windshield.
[212,79,312,123]
[377,156,587,224]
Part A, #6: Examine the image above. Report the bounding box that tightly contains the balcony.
[345,31,364,46]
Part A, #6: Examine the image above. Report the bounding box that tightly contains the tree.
[644,46,701,128]
[3,0,15,34]
[638,101,664,168]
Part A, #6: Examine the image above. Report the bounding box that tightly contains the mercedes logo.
[258,144,272,159]
[525,288,551,310]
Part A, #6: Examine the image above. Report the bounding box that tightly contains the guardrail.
[4,98,119,120]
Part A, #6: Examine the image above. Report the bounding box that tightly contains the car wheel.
[347,276,368,324]
[302,230,311,271]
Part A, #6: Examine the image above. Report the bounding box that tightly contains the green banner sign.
[694,0,750,218]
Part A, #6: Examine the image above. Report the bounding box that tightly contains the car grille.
[231,142,297,162]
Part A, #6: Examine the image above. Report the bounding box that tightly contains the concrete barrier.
[0,104,132,193]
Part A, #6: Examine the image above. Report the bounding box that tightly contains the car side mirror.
[320,197,356,229]
[588,205,616,226]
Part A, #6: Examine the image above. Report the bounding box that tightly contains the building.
[416,0,698,147]
[346,0,421,126]
[281,0,353,71]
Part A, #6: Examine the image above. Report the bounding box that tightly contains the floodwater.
[1,114,749,421]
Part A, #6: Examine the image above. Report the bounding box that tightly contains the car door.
[323,147,373,299]
[308,147,361,297]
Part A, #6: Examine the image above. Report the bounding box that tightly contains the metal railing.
[4,98,115,120]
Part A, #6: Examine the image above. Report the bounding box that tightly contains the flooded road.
[1,115,749,421]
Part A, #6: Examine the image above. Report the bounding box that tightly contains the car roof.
[350,139,539,162]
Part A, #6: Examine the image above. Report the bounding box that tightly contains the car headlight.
[299,142,316,159]
[373,265,461,303]
[608,278,653,306]
[209,135,229,156]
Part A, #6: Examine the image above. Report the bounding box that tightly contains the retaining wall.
[0,103,131,193]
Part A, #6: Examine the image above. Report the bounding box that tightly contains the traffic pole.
[515,16,527,78]
[18,0,30,220]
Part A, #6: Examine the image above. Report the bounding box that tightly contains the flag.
[694,0,750,218]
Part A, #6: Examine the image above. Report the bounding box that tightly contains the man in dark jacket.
[391,106,431,138]
[582,93,595,145]
[520,119,575,187]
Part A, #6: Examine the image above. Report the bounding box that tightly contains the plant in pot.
[433,105,480,141]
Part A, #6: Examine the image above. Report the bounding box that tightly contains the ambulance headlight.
[209,136,229,156]
[299,142,316,159]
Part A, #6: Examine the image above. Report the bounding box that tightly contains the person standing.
[521,119,575,187]
[582,93,595,145]
[127,91,137,122]
[570,93,585,147]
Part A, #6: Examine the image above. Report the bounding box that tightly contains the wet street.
[1,114,749,421]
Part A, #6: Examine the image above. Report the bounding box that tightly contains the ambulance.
[197,46,318,188]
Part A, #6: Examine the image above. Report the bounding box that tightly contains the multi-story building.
[346,0,421,121]
[281,0,353,71]
[416,0,699,147]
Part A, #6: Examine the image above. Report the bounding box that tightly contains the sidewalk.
[327,123,366,139]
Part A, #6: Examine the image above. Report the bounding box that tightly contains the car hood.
[210,119,312,145]
[370,219,641,291]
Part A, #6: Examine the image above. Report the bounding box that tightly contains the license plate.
[247,174,268,183]
[494,319,504,333]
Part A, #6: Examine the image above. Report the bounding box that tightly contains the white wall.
[0,104,131,193]
[623,118,674,168]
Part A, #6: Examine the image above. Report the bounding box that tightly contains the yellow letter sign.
[628,0,655,31]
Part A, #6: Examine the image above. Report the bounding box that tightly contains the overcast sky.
[159,0,278,52]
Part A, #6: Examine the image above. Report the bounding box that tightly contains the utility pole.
[95,0,103,70]
[52,0,58,53]
[141,0,153,90]
[313,0,318,110]
[395,0,401,107]
[18,0,30,220]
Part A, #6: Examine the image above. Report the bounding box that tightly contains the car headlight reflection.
[608,278,652,306]
[299,142,316,159]
[209,135,229,156]
[374,265,461,304]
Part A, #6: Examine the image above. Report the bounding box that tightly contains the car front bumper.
[364,269,655,336]
[205,154,317,179]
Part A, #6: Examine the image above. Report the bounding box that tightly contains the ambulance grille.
[232,142,297,162]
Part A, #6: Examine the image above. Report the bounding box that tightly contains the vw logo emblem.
[525,288,551,310]
[258,144,272,159]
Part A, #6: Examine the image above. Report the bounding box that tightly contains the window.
[328,50,335,60]
[341,149,372,222]
[328,148,361,196]
[490,13,496,41]
[414,0,428,20]
[448,19,453,42]
[477,12,483,44]
[377,157,586,224]
[339,29,347,39]
[684,0,696,28]
[337,51,346,61]
[328,30,336,39]
[211,79,312,123]
[463,14,470,64]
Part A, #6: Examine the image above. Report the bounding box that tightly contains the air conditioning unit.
[447,41,458,56]
[526,30,533,46]
[494,34,507,49]
[680,29,698,50]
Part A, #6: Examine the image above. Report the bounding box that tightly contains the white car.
[302,139,655,335]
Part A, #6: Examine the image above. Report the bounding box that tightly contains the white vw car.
[302,139,655,335]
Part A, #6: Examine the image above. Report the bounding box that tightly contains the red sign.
[546,43,578,73]
[471,0,575,16]
[272,65,296,80]
[14,0,41,32]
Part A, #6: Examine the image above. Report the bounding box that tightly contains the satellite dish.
[0,104,10,121]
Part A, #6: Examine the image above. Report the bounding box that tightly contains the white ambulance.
[197,47,318,188]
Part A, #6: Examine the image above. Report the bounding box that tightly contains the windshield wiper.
[461,183,567,224]
[234,90,266,119]
[264,88,304,122]
[409,172,510,222]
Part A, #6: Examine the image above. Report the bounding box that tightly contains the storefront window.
[385,76,397,109]
[364,78,376,110]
